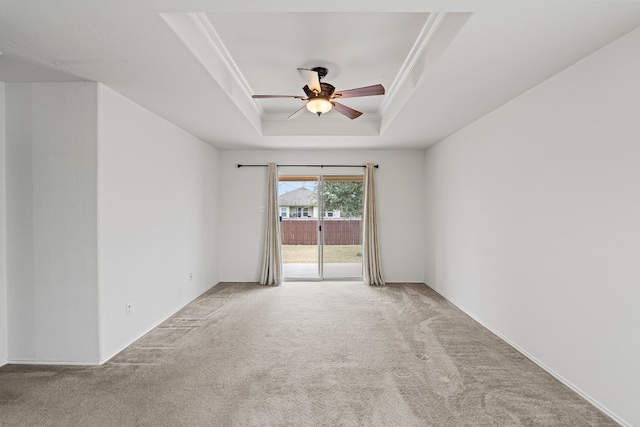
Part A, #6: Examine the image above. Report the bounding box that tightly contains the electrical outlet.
[189,273,193,281]
[257,206,266,213]
[126,303,132,316]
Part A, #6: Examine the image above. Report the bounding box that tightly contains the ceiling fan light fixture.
[306,98,333,116]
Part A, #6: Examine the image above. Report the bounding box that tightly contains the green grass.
[282,245,362,263]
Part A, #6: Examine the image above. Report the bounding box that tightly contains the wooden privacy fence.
[280,219,362,245]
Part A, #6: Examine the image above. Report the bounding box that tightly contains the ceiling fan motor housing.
[303,82,335,99]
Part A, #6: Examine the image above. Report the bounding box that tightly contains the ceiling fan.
[251,67,385,120]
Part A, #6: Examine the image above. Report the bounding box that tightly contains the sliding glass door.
[279,175,363,280]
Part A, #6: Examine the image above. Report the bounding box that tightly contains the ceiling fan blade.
[297,68,321,94]
[252,95,305,99]
[333,84,385,99]
[288,104,307,119]
[332,102,362,120]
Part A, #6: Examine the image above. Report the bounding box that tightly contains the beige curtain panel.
[363,163,385,286]
[259,163,283,286]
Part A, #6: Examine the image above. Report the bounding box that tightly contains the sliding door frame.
[279,174,363,281]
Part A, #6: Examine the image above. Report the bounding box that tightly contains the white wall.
[219,150,425,283]
[0,82,7,366]
[97,85,219,362]
[5,83,100,364]
[424,28,640,426]
[3,82,219,365]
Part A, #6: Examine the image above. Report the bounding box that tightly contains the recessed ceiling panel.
[163,11,468,136]
[205,12,430,116]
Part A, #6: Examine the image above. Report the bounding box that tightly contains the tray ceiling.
[1,1,640,149]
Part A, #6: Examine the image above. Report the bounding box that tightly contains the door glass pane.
[322,176,364,279]
[279,177,319,279]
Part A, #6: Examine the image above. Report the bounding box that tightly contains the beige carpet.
[0,282,615,426]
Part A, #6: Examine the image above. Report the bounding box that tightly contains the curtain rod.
[237,164,378,168]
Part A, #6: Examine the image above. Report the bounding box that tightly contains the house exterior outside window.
[279,188,317,219]
[278,187,340,219]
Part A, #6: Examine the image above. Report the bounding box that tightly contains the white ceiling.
[1,1,640,150]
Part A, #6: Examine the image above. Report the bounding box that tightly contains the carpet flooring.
[0,282,615,426]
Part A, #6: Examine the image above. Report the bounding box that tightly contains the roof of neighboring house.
[279,188,316,207]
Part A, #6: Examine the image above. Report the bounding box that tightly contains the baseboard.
[7,359,100,366]
[386,281,426,285]
[424,283,629,427]
[99,281,220,364]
